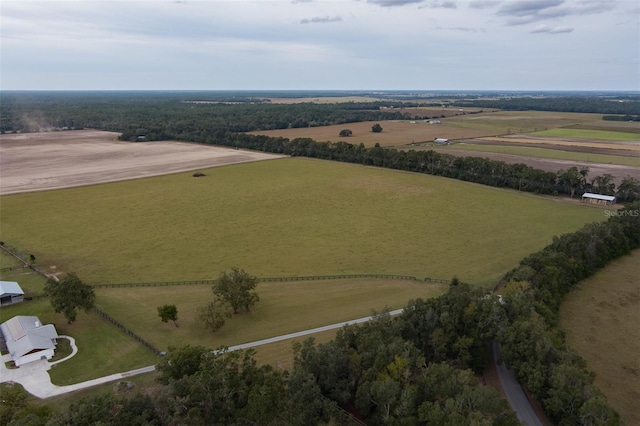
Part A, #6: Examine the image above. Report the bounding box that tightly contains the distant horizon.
[2,89,639,95]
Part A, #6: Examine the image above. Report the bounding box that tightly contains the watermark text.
[605,209,639,217]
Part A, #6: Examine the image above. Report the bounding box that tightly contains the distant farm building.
[429,119,441,124]
[581,192,616,206]
[0,281,24,306]
[434,138,450,145]
[0,316,59,366]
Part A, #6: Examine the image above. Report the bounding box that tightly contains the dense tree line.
[602,114,640,122]
[0,91,408,135]
[495,202,640,425]
[453,96,640,115]
[196,131,639,201]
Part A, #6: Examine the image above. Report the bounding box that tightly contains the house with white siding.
[0,316,58,366]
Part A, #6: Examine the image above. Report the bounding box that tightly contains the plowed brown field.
[0,130,285,195]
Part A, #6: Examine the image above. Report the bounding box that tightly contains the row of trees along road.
[495,201,640,425]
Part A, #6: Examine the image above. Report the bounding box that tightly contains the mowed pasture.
[443,110,607,134]
[248,120,497,147]
[94,278,447,353]
[530,128,640,141]
[0,157,604,286]
[559,250,640,426]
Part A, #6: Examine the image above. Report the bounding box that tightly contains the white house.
[434,138,450,145]
[0,316,58,366]
[0,281,24,306]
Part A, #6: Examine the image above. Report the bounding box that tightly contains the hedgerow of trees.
[495,201,640,425]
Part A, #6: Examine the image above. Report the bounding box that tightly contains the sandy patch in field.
[0,130,285,195]
[425,148,640,183]
[477,136,640,151]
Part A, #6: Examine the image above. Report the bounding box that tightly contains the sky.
[1,0,638,91]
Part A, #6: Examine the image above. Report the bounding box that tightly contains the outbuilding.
[0,316,59,366]
[0,281,24,306]
[581,192,616,206]
[434,138,450,145]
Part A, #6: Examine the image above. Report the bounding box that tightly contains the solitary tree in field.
[44,273,95,324]
[157,304,179,327]
[213,267,259,314]
[339,129,353,137]
[371,123,383,133]
[197,299,232,332]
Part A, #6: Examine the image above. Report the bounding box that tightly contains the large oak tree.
[44,272,95,324]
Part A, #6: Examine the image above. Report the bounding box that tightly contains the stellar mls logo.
[604,209,639,217]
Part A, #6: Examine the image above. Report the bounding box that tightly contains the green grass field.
[559,250,640,426]
[530,128,640,141]
[94,278,446,352]
[444,110,603,134]
[0,157,604,286]
[0,255,47,297]
[437,143,640,167]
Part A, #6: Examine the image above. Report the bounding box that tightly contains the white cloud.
[366,0,424,7]
[530,24,574,33]
[300,15,343,24]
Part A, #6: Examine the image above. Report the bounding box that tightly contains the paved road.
[2,307,547,425]
[493,342,543,426]
[1,310,404,398]
[225,309,404,352]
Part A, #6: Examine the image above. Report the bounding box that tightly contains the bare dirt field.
[0,130,285,195]
[460,138,640,157]
[476,136,640,152]
[426,148,640,183]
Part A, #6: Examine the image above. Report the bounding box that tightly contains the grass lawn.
[94,278,447,352]
[0,266,47,297]
[0,157,604,286]
[531,128,640,141]
[437,143,640,167]
[0,299,158,385]
[559,250,640,425]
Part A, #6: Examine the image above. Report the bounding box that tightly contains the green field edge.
[530,128,640,141]
[430,142,640,167]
